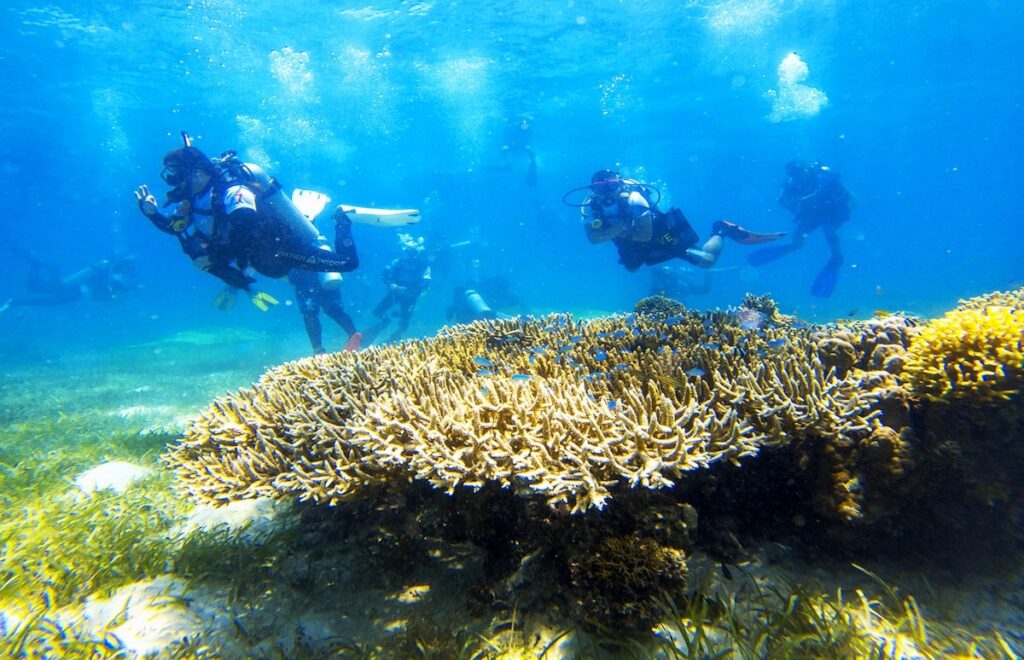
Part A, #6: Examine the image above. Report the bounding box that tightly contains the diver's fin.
[292,189,332,222]
[747,244,795,267]
[811,257,844,298]
[249,291,280,312]
[712,220,785,245]
[344,332,363,353]
[336,205,420,227]
[212,287,237,311]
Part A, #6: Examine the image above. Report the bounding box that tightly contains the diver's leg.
[322,292,357,336]
[810,224,844,298]
[822,224,843,261]
[684,235,725,269]
[302,311,325,354]
[387,298,415,342]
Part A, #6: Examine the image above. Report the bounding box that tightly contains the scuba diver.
[566,169,785,272]
[1,252,137,313]
[287,260,362,355]
[747,161,855,298]
[134,132,359,311]
[501,113,537,187]
[362,233,432,345]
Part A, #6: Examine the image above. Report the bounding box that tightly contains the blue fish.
[664,315,684,325]
[594,349,607,362]
[569,335,583,342]
[686,368,706,377]
[558,344,574,353]
[704,342,720,350]
[531,346,548,354]
[475,369,492,377]
[473,356,494,367]
[613,330,627,339]
[607,400,618,410]
[766,338,787,349]
[612,363,629,371]
[510,374,531,382]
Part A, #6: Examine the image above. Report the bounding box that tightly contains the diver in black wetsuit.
[134,132,359,311]
[288,264,361,355]
[0,253,137,313]
[574,169,785,272]
[747,161,855,298]
[362,234,432,345]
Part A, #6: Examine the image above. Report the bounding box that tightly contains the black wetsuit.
[612,209,701,272]
[289,269,356,354]
[148,177,359,289]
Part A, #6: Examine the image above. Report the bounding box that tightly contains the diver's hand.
[134,185,159,217]
[249,290,279,313]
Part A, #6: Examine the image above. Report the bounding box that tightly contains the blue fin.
[811,257,843,298]
[747,244,793,267]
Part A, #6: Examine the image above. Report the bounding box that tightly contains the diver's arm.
[135,184,186,234]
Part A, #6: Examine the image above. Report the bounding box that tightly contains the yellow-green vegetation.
[646,567,1018,660]
[904,298,1024,403]
[166,312,893,514]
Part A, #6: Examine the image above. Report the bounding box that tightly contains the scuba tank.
[212,151,322,247]
[317,241,343,290]
[213,151,343,285]
[463,289,496,320]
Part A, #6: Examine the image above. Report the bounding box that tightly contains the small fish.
[766,338,787,349]
[721,563,733,580]
[531,346,548,354]
[686,368,706,377]
[873,309,892,318]
[612,363,629,371]
[558,344,574,353]
[607,400,618,410]
[664,315,684,325]
[569,334,583,342]
[510,374,531,382]
[704,342,720,350]
[596,332,609,338]
[473,356,493,367]
[475,369,492,377]
[593,349,607,362]
[480,386,489,394]
[613,330,627,339]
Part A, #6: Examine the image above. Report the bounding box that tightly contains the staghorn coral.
[165,312,890,515]
[903,302,1024,403]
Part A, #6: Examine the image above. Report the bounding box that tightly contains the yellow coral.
[903,305,1024,402]
[165,312,893,514]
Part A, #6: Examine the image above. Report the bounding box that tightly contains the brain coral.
[165,312,889,514]
[903,289,1024,403]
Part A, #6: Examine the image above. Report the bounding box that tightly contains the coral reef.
[904,301,1023,403]
[165,312,891,515]
[568,535,687,630]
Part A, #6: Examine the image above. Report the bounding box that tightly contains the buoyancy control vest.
[211,152,343,288]
[211,151,322,246]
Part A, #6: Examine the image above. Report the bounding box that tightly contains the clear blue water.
[0,0,1021,361]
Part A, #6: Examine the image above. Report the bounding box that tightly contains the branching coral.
[165,312,890,515]
[903,303,1024,403]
